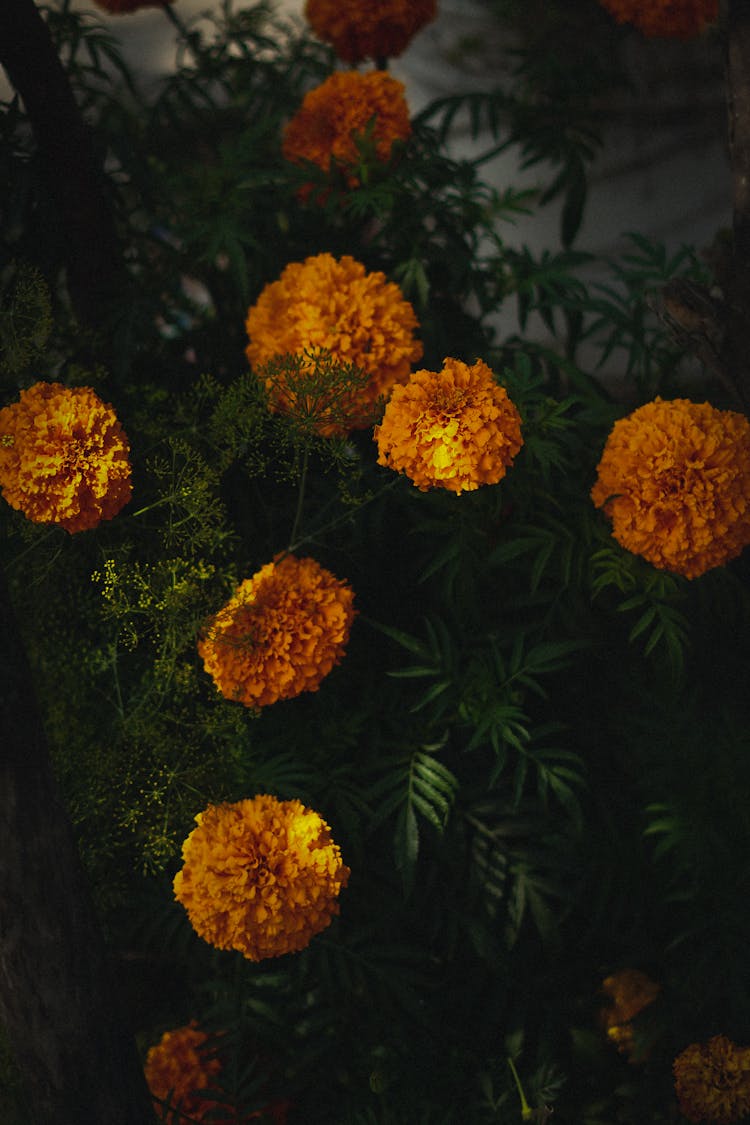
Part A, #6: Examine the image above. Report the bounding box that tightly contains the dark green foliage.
[0,2,747,1122]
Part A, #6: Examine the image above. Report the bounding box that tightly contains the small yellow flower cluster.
[304,0,437,63]
[245,253,422,436]
[673,1035,750,1124]
[374,358,523,495]
[144,1022,224,1123]
[599,969,661,1061]
[0,381,132,533]
[597,0,718,39]
[282,70,411,196]
[198,554,356,709]
[173,796,351,961]
[591,397,750,579]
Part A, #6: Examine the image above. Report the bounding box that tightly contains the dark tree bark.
[0,565,156,1125]
[0,0,120,328]
[723,0,750,410]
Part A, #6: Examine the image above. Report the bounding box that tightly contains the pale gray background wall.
[62,0,734,350]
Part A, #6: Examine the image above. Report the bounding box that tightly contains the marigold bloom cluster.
[145,1022,224,1123]
[673,1036,750,1124]
[599,969,661,1060]
[597,0,718,39]
[245,253,422,435]
[591,398,750,579]
[173,795,351,961]
[0,381,132,533]
[93,0,174,13]
[374,357,523,495]
[282,70,411,193]
[304,0,437,63]
[198,554,356,709]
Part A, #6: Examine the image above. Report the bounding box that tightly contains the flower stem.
[288,444,310,550]
[507,1057,533,1121]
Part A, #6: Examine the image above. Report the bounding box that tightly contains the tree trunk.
[724,0,750,411]
[0,565,156,1125]
[0,0,120,329]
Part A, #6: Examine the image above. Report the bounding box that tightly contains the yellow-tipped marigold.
[282,70,411,195]
[173,795,351,961]
[245,253,422,436]
[597,0,718,38]
[145,1022,225,1123]
[591,397,750,579]
[374,357,523,495]
[674,1036,750,1124]
[198,554,356,709]
[304,0,437,64]
[0,381,132,533]
[599,969,661,1061]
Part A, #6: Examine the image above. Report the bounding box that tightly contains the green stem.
[507,1057,533,1121]
[287,474,400,555]
[288,444,310,550]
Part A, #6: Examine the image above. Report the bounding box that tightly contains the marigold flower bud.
[599,969,661,1061]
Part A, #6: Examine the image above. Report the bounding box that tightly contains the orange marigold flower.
[674,1036,750,1124]
[597,0,718,38]
[245,253,422,436]
[304,0,437,64]
[0,381,132,533]
[373,357,523,495]
[145,1022,224,1123]
[198,554,356,709]
[599,969,661,1061]
[282,70,411,193]
[93,0,175,13]
[173,795,351,961]
[591,397,750,579]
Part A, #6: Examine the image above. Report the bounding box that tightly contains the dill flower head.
[597,0,718,38]
[591,397,750,579]
[173,795,351,961]
[282,70,411,193]
[245,253,422,436]
[674,1036,750,1124]
[304,0,437,64]
[145,1022,224,1123]
[599,969,661,1060]
[198,554,356,709]
[374,357,523,495]
[0,381,132,533]
[93,0,175,12]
